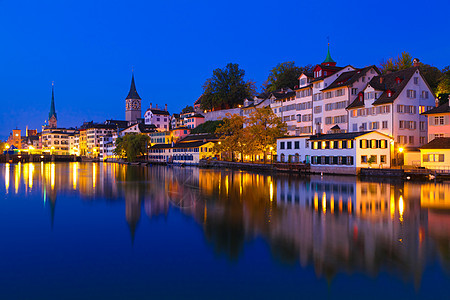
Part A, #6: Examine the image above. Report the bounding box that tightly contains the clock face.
[127,100,140,110]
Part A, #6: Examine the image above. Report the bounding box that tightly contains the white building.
[148,141,215,164]
[276,131,392,174]
[41,128,77,155]
[347,66,435,148]
[99,133,118,161]
[144,103,170,131]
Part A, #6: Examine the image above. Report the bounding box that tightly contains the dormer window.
[395,77,402,84]
[358,92,364,101]
[324,71,327,76]
[387,90,392,97]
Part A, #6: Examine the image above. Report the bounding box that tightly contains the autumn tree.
[380,52,413,73]
[263,62,314,92]
[246,107,287,162]
[200,63,256,111]
[214,114,246,161]
[114,133,149,162]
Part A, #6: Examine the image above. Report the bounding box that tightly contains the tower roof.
[49,83,57,120]
[323,43,335,64]
[126,73,141,100]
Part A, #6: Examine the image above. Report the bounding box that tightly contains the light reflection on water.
[1,162,450,298]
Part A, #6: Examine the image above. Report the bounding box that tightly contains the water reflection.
[1,162,450,285]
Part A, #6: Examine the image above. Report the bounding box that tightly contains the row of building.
[6,47,450,174]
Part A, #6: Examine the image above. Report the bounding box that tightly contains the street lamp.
[270,146,274,164]
[398,147,404,169]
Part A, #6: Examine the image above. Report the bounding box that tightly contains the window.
[353,124,358,132]
[351,88,358,95]
[420,136,426,145]
[414,77,419,84]
[370,155,377,164]
[434,116,445,126]
[409,136,414,144]
[280,142,285,150]
[294,141,300,149]
[360,140,368,149]
[314,106,322,113]
[382,121,388,129]
[361,155,368,163]
[407,90,417,98]
[336,89,345,97]
[397,105,404,113]
[419,106,425,114]
[420,121,426,131]
[424,154,445,162]
[422,91,429,99]
[380,155,386,164]
[370,122,379,130]
[287,142,292,149]
[361,123,367,131]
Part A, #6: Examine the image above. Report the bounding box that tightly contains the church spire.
[126,73,141,100]
[49,82,57,120]
[322,39,337,66]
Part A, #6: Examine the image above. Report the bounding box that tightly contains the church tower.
[125,73,142,123]
[48,82,57,128]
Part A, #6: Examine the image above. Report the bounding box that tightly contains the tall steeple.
[48,82,57,128]
[126,73,141,100]
[125,72,142,123]
[322,39,337,66]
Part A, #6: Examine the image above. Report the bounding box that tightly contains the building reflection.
[1,162,450,283]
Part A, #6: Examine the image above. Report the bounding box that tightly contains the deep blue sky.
[1,0,449,139]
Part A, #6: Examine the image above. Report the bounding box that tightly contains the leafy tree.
[263,62,313,92]
[420,64,443,93]
[181,105,194,114]
[380,52,413,73]
[190,120,223,134]
[246,107,287,162]
[200,63,256,111]
[0,141,5,153]
[114,134,149,162]
[437,66,450,102]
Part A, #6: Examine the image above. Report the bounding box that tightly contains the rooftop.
[420,137,450,149]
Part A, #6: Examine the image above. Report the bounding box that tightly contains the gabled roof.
[105,119,129,129]
[422,103,449,115]
[346,67,420,109]
[321,65,380,91]
[146,108,170,116]
[371,67,418,105]
[126,74,141,100]
[307,131,388,141]
[271,91,296,100]
[294,84,313,91]
[420,137,450,149]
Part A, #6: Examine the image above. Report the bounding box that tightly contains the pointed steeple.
[49,82,57,120]
[323,42,335,64]
[126,73,141,100]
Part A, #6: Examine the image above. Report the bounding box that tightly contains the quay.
[0,153,79,163]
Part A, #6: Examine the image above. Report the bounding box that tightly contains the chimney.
[413,58,420,67]
[379,77,383,84]
[156,104,159,109]
[165,104,168,111]
[150,102,152,109]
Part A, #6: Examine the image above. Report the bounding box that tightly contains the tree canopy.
[113,134,149,162]
[263,62,314,92]
[214,108,286,162]
[190,120,223,134]
[380,52,413,73]
[181,105,194,114]
[200,63,256,111]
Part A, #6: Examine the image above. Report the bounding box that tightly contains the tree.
[213,114,255,162]
[200,63,256,111]
[420,64,443,93]
[190,120,223,134]
[263,62,313,92]
[181,105,194,114]
[380,52,413,73]
[246,107,287,162]
[0,141,5,153]
[437,66,450,103]
[114,134,149,162]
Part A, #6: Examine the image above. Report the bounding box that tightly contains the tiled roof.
[420,137,450,149]
[308,131,373,141]
[271,91,296,100]
[149,141,211,149]
[371,67,419,105]
[146,109,170,116]
[422,103,449,115]
[321,65,380,91]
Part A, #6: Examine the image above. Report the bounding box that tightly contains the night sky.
[1,0,449,139]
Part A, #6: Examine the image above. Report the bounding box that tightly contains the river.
[1,162,449,299]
